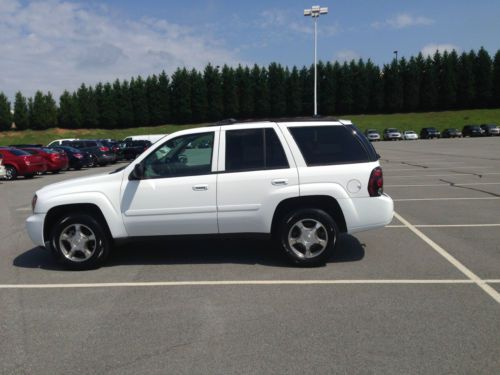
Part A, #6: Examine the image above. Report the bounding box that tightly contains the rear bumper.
[338,194,394,234]
[26,213,46,247]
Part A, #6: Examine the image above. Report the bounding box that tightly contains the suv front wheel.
[279,208,338,266]
[49,214,111,270]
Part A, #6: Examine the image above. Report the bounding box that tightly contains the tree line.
[1,47,500,131]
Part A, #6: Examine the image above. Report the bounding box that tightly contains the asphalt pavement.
[0,137,499,374]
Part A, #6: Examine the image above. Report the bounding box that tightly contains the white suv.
[26,120,393,269]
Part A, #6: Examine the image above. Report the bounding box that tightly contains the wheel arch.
[271,195,347,235]
[43,203,113,244]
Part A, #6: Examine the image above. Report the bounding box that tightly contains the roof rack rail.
[209,116,341,126]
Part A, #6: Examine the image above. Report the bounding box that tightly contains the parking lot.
[0,137,499,374]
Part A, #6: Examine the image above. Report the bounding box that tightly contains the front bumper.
[26,213,46,247]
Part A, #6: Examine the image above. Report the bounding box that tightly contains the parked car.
[62,140,116,166]
[383,128,402,141]
[480,124,500,136]
[364,129,381,142]
[119,140,152,160]
[442,128,462,138]
[462,125,484,137]
[403,130,418,140]
[15,147,69,174]
[97,139,123,161]
[0,147,47,180]
[420,127,441,139]
[123,134,167,143]
[26,119,394,270]
[52,146,93,170]
[0,155,6,179]
[47,139,79,147]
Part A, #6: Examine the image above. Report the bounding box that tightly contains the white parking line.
[386,182,500,187]
[383,166,489,172]
[386,173,500,178]
[386,224,500,228]
[0,279,483,289]
[394,212,500,303]
[394,197,500,201]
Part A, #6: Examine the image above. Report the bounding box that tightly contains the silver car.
[364,129,381,142]
[403,130,419,140]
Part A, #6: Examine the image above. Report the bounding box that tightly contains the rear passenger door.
[217,124,299,234]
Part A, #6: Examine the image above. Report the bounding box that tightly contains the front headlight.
[31,194,37,213]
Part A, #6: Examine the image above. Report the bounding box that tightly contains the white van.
[123,134,167,144]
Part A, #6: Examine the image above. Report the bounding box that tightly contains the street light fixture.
[304,5,328,116]
[393,50,398,62]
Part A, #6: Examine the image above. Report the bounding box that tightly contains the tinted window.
[348,124,378,161]
[289,126,370,166]
[9,149,31,156]
[225,128,289,172]
[143,132,214,179]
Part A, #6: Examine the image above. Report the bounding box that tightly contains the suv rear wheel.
[278,208,338,266]
[49,214,111,270]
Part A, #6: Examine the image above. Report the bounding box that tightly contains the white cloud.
[334,50,360,63]
[372,13,434,29]
[421,43,460,57]
[0,0,242,100]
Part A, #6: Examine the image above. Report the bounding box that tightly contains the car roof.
[208,117,349,127]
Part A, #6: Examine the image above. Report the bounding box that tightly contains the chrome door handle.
[272,179,288,186]
[192,184,208,191]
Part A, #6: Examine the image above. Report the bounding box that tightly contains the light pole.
[304,5,328,116]
[393,50,398,62]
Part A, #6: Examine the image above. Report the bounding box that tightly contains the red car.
[19,147,69,173]
[0,147,47,180]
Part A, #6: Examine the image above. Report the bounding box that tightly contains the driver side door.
[121,130,219,237]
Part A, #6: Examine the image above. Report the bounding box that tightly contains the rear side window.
[225,128,289,172]
[289,126,370,166]
[9,149,31,156]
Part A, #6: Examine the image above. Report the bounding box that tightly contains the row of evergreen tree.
[1,47,500,131]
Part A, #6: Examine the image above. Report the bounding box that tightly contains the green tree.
[30,91,57,130]
[337,62,353,114]
[157,71,171,124]
[170,68,192,123]
[383,59,404,113]
[190,69,208,123]
[0,93,12,131]
[474,47,493,108]
[457,51,476,109]
[252,64,270,118]
[77,84,98,128]
[366,61,384,113]
[420,56,438,111]
[204,64,223,121]
[58,90,76,129]
[235,65,254,118]
[402,56,421,112]
[268,62,287,117]
[221,65,238,118]
[146,75,162,126]
[44,92,58,129]
[300,66,313,115]
[438,50,458,109]
[492,50,500,107]
[13,92,29,130]
[96,82,117,129]
[130,76,150,126]
[114,79,134,128]
[351,59,369,114]
[286,66,303,116]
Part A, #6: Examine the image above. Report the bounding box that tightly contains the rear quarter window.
[289,126,371,166]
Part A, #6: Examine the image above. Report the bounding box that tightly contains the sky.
[0,0,499,101]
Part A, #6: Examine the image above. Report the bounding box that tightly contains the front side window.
[225,128,289,172]
[289,126,370,166]
[142,132,214,179]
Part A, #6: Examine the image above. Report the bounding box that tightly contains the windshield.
[387,128,398,132]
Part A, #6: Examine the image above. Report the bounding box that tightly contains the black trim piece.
[114,233,271,246]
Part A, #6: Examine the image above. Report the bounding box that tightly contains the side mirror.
[129,163,145,180]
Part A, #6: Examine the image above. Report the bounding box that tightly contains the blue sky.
[0,0,499,100]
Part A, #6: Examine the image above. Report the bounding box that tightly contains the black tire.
[277,208,338,267]
[52,170,60,174]
[5,165,17,180]
[49,214,111,270]
[24,174,34,179]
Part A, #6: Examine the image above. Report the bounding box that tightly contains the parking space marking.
[394,197,500,201]
[386,173,500,178]
[387,182,500,187]
[0,279,479,289]
[394,212,500,303]
[386,224,500,228]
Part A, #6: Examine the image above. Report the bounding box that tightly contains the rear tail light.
[368,167,383,197]
[100,146,109,152]
[50,153,60,161]
[74,153,83,159]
